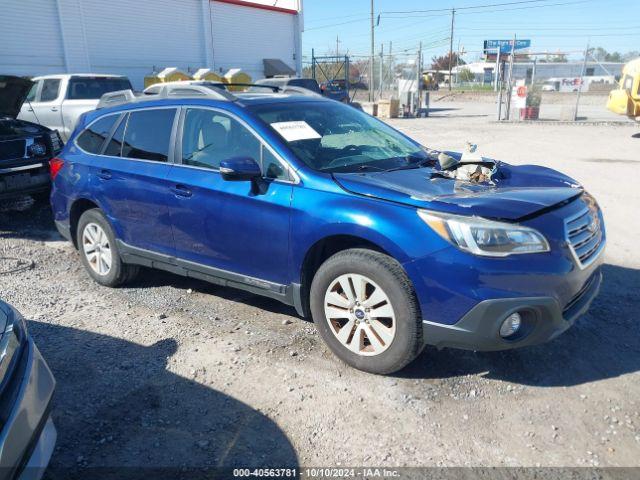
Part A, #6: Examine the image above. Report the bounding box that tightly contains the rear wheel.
[310,248,423,374]
[77,209,138,287]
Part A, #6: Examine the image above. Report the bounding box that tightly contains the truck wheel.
[77,209,138,287]
[310,248,423,374]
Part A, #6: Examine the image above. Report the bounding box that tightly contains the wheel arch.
[69,197,101,248]
[297,234,403,318]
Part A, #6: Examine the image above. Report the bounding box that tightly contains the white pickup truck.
[18,74,132,141]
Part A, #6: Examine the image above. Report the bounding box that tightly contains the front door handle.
[171,184,192,198]
[50,107,59,112]
[97,169,112,180]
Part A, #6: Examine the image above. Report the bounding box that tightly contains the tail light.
[49,157,65,179]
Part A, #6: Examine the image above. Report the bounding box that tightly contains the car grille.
[0,139,26,161]
[565,199,604,268]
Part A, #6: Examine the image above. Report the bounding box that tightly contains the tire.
[76,208,139,287]
[310,248,423,374]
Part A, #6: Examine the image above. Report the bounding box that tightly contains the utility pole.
[575,39,590,121]
[505,34,516,121]
[417,41,423,114]
[379,43,384,100]
[448,8,455,91]
[370,0,375,102]
[336,35,340,57]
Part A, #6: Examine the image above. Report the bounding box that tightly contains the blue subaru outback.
[50,85,605,374]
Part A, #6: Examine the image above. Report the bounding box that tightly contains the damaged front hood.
[333,159,583,221]
[0,75,33,119]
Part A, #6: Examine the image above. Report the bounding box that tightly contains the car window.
[181,108,290,180]
[26,82,38,102]
[40,79,61,102]
[288,78,320,93]
[261,145,289,181]
[623,75,633,92]
[76,115,119,154]
[181,108,260,170]
[67,77,132,100]
[121,109,177,162]
[104,115,127,157]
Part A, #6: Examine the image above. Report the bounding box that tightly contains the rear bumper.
[423,270,602,351]
[0,338,56,480]
[0,166,50,200]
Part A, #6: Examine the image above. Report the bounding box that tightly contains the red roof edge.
[212,0,298,15]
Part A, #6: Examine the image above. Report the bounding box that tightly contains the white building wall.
[211,1,298,80]
[0,0,302,89]
[0,0,66,75]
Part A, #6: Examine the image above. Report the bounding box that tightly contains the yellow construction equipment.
[607,58,640,122]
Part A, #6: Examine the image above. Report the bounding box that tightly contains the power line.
[382,0,560,14]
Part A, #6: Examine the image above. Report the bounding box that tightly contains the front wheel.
[310,249,423,374]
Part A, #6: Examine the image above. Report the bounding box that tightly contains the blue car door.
[166,107,293,286]
[89,107,178,256]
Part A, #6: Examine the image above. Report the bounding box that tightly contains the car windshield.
[248,101,429,173]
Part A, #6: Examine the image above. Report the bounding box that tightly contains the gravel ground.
[1,107,639,473]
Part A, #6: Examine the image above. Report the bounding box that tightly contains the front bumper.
[423,269,602,351]
[0,338,56,480]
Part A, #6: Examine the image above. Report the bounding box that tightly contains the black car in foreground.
[0,76,62,201]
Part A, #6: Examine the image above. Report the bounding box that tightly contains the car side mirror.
[219,157,262,181]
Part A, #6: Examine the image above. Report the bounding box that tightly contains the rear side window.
[76,115,119,154]
[40,79,60,102]
[67,77,132,100]
[122,109,176,162]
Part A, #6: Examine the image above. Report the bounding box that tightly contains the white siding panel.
[0,0,65,76]
[211,2,296,80]
[80,0,208,88]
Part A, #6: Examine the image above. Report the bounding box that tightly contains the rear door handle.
[27,107,33,112]
[171,184,192,198]
[50,107,59,112]
[97,169,112,180]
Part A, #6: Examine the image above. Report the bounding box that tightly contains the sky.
[301,0,639,64]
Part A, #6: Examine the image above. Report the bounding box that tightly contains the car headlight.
[418,210,550,257]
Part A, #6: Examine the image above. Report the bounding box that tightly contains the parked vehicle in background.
[0,300,56,480]
[51,88,605,374]
[18,74,132,141]
[0,76,63,201]
[252,77,322,94]
[607,58,640,122]
[319,80,350,102]
[541,75,615,93]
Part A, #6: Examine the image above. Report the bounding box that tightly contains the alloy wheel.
[323,273,396,356]
[82,222,112,276]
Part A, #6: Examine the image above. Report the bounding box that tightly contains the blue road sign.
[484,40,531,54]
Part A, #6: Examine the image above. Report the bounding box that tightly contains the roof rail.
[97,84,236,109]
[154,83,236,101]
[96,89,140,109]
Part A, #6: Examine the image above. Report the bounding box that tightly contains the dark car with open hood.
[0,76,63,201]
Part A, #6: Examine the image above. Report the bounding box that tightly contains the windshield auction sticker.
[271,121,321,142]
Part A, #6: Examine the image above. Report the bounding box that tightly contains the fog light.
[500,312,522,338]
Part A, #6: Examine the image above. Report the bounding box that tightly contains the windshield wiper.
[384,155,433,172]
